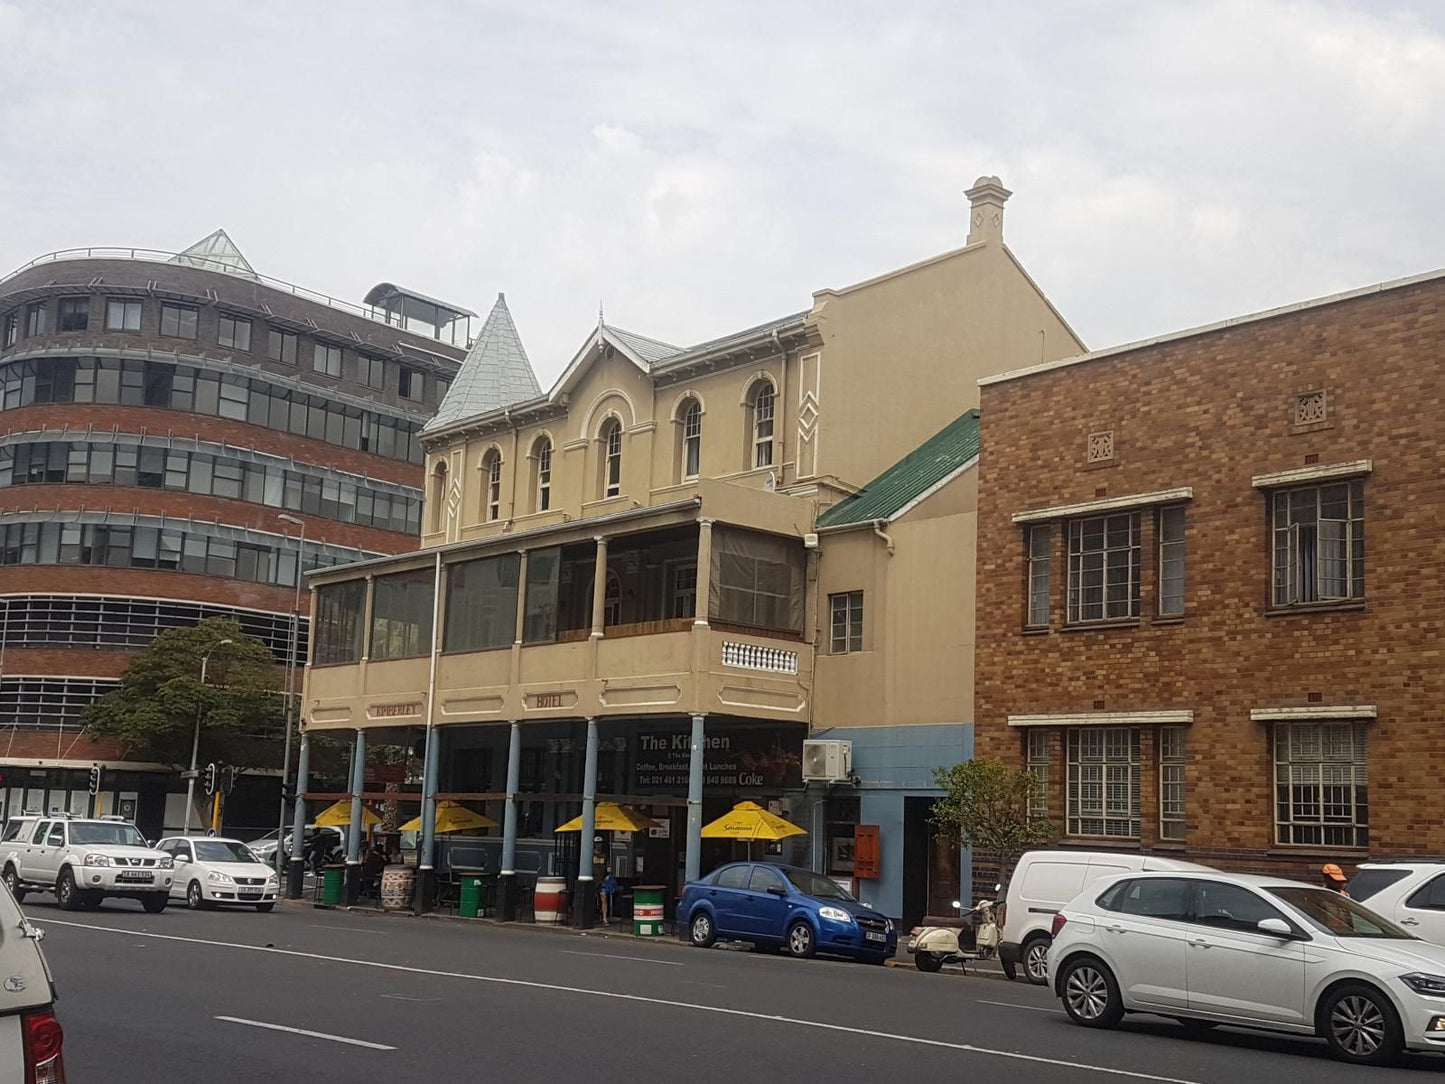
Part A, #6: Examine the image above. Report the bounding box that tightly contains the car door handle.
[1105,924,1125,934]
[1190,937,1210,948]
[1399,917,1419,926]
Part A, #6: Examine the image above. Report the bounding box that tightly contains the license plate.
[239,893,263,900]
[866,931,886,942]
[117,871,153,883]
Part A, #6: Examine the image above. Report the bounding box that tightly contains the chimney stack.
[965,175,1011,246]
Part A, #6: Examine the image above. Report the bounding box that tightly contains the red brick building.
[974,270,1445,878]
[0,232,467,836]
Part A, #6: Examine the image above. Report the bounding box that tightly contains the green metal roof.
[815,410,980,529]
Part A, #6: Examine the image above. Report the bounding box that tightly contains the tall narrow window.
[682,398,702,479]
[313,343,342,377]
[600,419,622,498]
[2,315,16,348]
[1026,525,1051,627]
[535,438,552,512]
[482,450,502,522]
[1067,512,1141,623]
[749,380,775,469]
[829,591,864,653]
[1026,729,1051,819]
[1271,481,1365,607]
[25,303,47,337]
[670,562,697,619]
[603,570,622,626]
[1157,506,1186,616]
[428,461,448,534]
[1158,726,1186,841]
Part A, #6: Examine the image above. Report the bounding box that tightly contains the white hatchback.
[156,837,278,911]
[1049,870,1445,1067]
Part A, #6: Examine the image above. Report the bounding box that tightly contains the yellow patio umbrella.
[312,799,382,828]
[701,800,806,857]
[399,800,498,835]
[554,802,663,834]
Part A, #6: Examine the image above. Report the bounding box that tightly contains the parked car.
[999,849,1207,984]
[248,825,344,869]
[0,873,65,1080]
[155,836,279,911]
[1349,862,1445,945]
[0,814,173,912]
[1049,869,1445,1067]
[679,862,896,964]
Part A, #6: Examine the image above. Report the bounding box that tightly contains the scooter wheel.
[915,951,944,973]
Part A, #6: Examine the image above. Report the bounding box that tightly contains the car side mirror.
[766,884,788,897]
[174,854,190,864]
[1257,917,1295,939]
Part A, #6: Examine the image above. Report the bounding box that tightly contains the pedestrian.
[1321,863,1351,897]
[599,865,617,924]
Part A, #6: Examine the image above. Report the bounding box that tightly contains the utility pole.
[276,513,306,866]
[183,639,233,836]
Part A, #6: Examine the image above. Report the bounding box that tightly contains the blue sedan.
[678,862,896,964]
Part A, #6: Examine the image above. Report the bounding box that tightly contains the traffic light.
[87,766,102,795]
[221,765,236,795]
[202,762,217,795]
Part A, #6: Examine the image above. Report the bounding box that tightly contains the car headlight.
[818,906,853,922]
[1401,973,1445,998]
[158,856,174,869]
[82,855,112,867]
[207,870,236,885]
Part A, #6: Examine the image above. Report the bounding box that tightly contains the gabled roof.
[170,229,255,279]
[423,293,541,434]
[603,324,682,366]
[815,410,980,528]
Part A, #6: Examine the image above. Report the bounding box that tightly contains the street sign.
[179,770,200,780]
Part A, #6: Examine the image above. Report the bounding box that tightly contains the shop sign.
[631,724,803,792]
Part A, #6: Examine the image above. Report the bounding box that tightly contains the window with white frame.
[1274,721,1368,848]
[1026,525,1051,627]
[1066,728,1141,838]
[1026,728,1051,819]
[601,419,622,498]
[1158,725,1186,841]
[1271,481,1364,607]
[682,398,702,479]
[534,438,552,512]
[829,591,863,653]
[669,562,697,619]
[1067,512,1141,623]
[749,381,775,469]
[1157,506,1186,616]
[482,451,502,521]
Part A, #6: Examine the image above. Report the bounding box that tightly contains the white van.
[999,850,1207,984]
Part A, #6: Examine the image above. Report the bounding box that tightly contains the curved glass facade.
[0,356,424,463]
[0,439,422,534]
[0,676,118,731]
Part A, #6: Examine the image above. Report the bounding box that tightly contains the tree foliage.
[930,758,1056,880]
[82,618,286,771]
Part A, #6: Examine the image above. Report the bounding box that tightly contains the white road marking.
[559,950,684,966]
[378,994,439,1003]
[309,924,384,934]
[215,1016,395,1050]
[44,920,1204,1084]
[977,999,1063,1014]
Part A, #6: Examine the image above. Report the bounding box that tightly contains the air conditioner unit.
[802,739,852,783]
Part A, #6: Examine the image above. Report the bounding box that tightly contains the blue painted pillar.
[344,729,366,903]
[284,731,309,898]
[499,721,522,920]
[685,713,705,883]
[574,719,599,928]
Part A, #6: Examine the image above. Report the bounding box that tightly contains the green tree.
[930,757,1056,886]
[82,617,285,772]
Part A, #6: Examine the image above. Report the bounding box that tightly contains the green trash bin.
[459,875,482,919]
[321,865,344,907]
[633,885,665,936]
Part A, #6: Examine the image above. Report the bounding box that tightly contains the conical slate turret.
[423,293,541,432]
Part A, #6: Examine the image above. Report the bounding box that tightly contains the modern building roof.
[815,409,980,528]
[424,293,542,433]
[169,229,256,279]
[363,282,478,319]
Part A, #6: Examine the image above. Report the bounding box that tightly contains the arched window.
[681,397,702,480]
[604,570,622,626]
[533,437,552,513]
[600,418,622,498]
[481,450,502,522]
[748,380,775,469]
[428,460,448,533]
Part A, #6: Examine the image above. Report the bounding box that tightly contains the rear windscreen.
[1347,868,1412,902]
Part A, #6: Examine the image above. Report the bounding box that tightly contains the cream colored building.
[294,177,1083,924]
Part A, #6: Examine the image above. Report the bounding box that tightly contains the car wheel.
[255,903,275,913]
[1023,936,1051,985]
[1322,983,1403,1067]
[786,921,817,959]
[914,951,943,973]
[80,893,102,911]
[689,912,716,948]
[1060,957,1125,1028]
[1000,958,1018,981]
[186,881,210,911]
[2,865,24,903]
[141,894,167,914]
[56,869,80,912]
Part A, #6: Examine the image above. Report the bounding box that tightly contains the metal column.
[573,719,599,928]
[498,722,522,920]
[686,713,705,883]
[414,726,441,912]
[285,731,310,899]
[344,729,366,904]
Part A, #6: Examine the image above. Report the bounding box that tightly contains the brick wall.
[975,277,1445,874]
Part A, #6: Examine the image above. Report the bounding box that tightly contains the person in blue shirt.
[599,866,618,924]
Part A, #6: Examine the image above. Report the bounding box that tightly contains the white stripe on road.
[977,999,1063,1014]
[42,920,1203,1084]
[310,924,385,934]
[215,1016,395,1050]
[559,950,684,966]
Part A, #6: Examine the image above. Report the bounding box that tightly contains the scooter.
[906,887,1000,973]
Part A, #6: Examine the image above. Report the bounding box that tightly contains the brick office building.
[973,269,1445,879]
[0,232,466,836]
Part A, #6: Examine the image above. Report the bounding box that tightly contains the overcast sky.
[2,1,1443,385]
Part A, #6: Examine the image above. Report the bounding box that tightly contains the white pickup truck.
[0,814,174,912]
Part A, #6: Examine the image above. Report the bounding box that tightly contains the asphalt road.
[21,896,1445,1083]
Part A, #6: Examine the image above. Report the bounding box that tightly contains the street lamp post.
[276,514,306,867]
[183,638,233,836]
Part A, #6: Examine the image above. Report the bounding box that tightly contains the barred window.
[1066,727,1141,838]
[1157,506,1186,616]
[1026,525,1051,627]
[1272,482,1364,607]
[1275,721,1368,848]
[1026,728,1051,819]
[1158,725,1187,841]
[1067,512,1141,623]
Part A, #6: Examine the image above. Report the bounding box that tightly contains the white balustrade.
[720,641,798,675]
